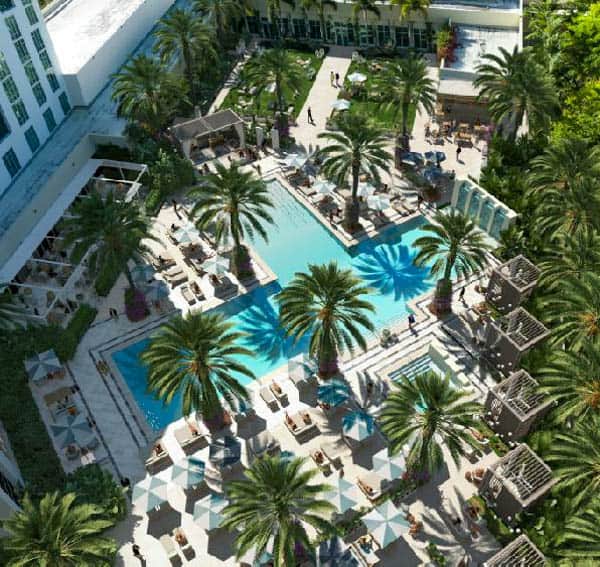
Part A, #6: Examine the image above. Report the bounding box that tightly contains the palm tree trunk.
[319,9,327,42]
[317,333,338,378]
[343,162,361,232]
[431,259,455,315]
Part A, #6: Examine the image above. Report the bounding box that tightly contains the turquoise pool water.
[113,180,436,430]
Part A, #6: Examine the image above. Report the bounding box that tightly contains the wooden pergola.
[485,370,553,440]
[486,256,540,314]
[479,444,556,523]
[484,535,546,566]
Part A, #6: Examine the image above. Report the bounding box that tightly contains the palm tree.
[0,287,27,331]
[154,8,217,102]
[547,415,600,507]
[543,274,600,351]
[61,191,155,291]
[537,343,600,424]
[3,491,115,566]
[559,503,600,562]
[474,46,558,140]
[112,54,187,136]
[245,47,303,116]
[221,455,335,566]
[266,0,296,37]
[373,54,436,151]
[413,211,490,314]
[317,113,392,231]
[277,262,375,378]
[352,0,381,35]
[141,311,253,427]
[390,0,430,21]
[379,372,481,474]
[300,0,337,41]
[194,0,242,38]
[189,162,274,277]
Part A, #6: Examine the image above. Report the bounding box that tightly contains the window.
[31,28,44,52]
[4,14,19,39]
[24,61,38,85]
[46,72,59,91]
[32,83,45,105]
[395,26,409,48]
[2,76,18,102]
[12,100,27,125]
[377,25,390,46]
[59,92,70,114]
[292,18,306,38]
[3,148,20,177]
[0,106,10,141]
[24,125,39,152]
[39,50,51,70]
[0,53,9,80]
[0,0,14,12]
[14,39,30,63]
[309,20,320,40]
[414,28,429,50]
[22,0,37,25]
[43,107,55,131]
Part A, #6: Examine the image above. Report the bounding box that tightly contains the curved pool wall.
[112,179,437,431]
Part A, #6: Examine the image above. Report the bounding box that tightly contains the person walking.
[408,313,416,329]
[171,199,181,220]
[330,70,335,86]
[456,145,462,162]
[335,72,340,87]
[458,287,466,304]
[307,107,314,125]
[132,544,144,562]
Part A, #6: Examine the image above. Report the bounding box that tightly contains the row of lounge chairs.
[260,381,288,411]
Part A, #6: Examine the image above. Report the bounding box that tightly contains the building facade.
[0,420,23,535]
[0,0,70,197]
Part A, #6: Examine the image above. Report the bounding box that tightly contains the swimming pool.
[112,179,436,430]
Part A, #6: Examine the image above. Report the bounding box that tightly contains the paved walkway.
[291,46,354,152]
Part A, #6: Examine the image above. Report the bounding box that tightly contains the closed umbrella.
[325,477,360,513]
[362,500,410,548]
[209,436,241,468]
[331,99,351,111]
[166,456,205,489]
[317,379,351,407]
[50,413,93,448]
[24,349,62,382]
[203,255,229,276]
[193,492,227,531]
[283,153,308,169]
[348,72,367,84]
[424,150,446,164]
[357,182,376,198]
[372,448,406,481]
[313,180,336,195]
[143,280,170,302]
[342,410,375,443]
[131,264,155,286]
[132,475,168,513]
[174,223,200,245]
[366,195,391,211]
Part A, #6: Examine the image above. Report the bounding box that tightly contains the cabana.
[479,444,556,523]
[485,370,553,440]
[482,308,550,375]
[483,534,546,566]
[486,256,540,314]
[170,109,246,159]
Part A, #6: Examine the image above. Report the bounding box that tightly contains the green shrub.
[426,542,447,566]
[65,464,127,523]
[55,305,98,361]
[469,495,513,545]
[145,187,164,216]
[92,143,133,161]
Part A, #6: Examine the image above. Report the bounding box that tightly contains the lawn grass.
[220,48,323,119]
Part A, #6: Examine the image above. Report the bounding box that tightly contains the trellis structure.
[485,371,553,439]
[484,535,546,566]
[479,444,556,522]
[486,256,540,313]
[482,308,550,375]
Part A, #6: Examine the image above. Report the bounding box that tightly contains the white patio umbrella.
[357,182,376,198]
[313,180,336,196]
[193,493,228,531]
[165,455,206,489]
[348,72,367,84]
[174,222,200,245]
[372,448,406,481]
[367,195,391,211]
[203,254,230,275]
[132,475,169,513]
[24,349,62,382]
[362,500,410,548]
[283,153,308,169]
[331,99,351,111]
[325,477,360,513]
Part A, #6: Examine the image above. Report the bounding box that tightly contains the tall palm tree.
[154,8,217,102]
[245,47,304,116]
[317,113,392,231]
[474,46,558,140]
[379,372,481,474]
[373,54,436,150]
[547,415,600,507]
[189,162,274,277]
[277,262,375,377]
[0,287,27,331]
[141,311,253,427]
[266,0,296,37]
[112,54,187,136]
[390,0,430,21]
[413,211,490,314]
[559,503,600,562]
[194,0,242,38]
[351,0,381,33]
[3,492,115,566]
[61,191,155,291]
[537,343,600,424]
[300,0,337,41]
[543,274,600,350]
[221,455,334,566]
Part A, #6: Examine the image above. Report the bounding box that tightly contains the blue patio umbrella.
[209,436,241,468]
[318,380,351,407]
[24,349,62,382]
[50,413,93,448]
[342,410,375,443]
[167,456,205,489]
[422,166,446,186]
[424,150,446,164]
[400,152,424,167]
[193,492,227,531]
[131,264,155,286]
[317,537,358,566]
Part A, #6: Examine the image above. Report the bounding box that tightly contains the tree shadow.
[353,244,431,302]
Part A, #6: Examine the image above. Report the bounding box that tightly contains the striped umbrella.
[132,475,168,513]
[203,255,229,276]
[357,182,376,198]
[363,500,410,548]
[167,456,205,489]
[24,349,62,382]
[313,180,337,195]
[193,493,228,531]
[366,195,391,211]
[50,413,93,448]
[283,153,308,169]
[342,410,375,443]
[372,448,406,481]
[317,379,351,407]
[174,222,200,245]
[325,477,360,513]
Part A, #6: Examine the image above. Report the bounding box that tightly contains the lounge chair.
[321,440,348,467]
[159,534,179,562]
[285,410,317,437]
[259,386,279,411]
[174,424,208,455]
[269,381,288,405]
[180,285,196,305]
[213,275,238,299]
[145,443,173,474]
[190,281,205,301]
[357,471,385,501]
[165,272,188,287]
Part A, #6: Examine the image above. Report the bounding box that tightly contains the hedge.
[54,304,98,361]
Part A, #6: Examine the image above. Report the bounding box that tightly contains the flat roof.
[46,0,148,74]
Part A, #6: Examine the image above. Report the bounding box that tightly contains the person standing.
[456,145,462,162]
[307,107,315,125]
[335,72,340,87]
[330,70,335,86]
[132,544,144,562]
[171,199,181,219]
